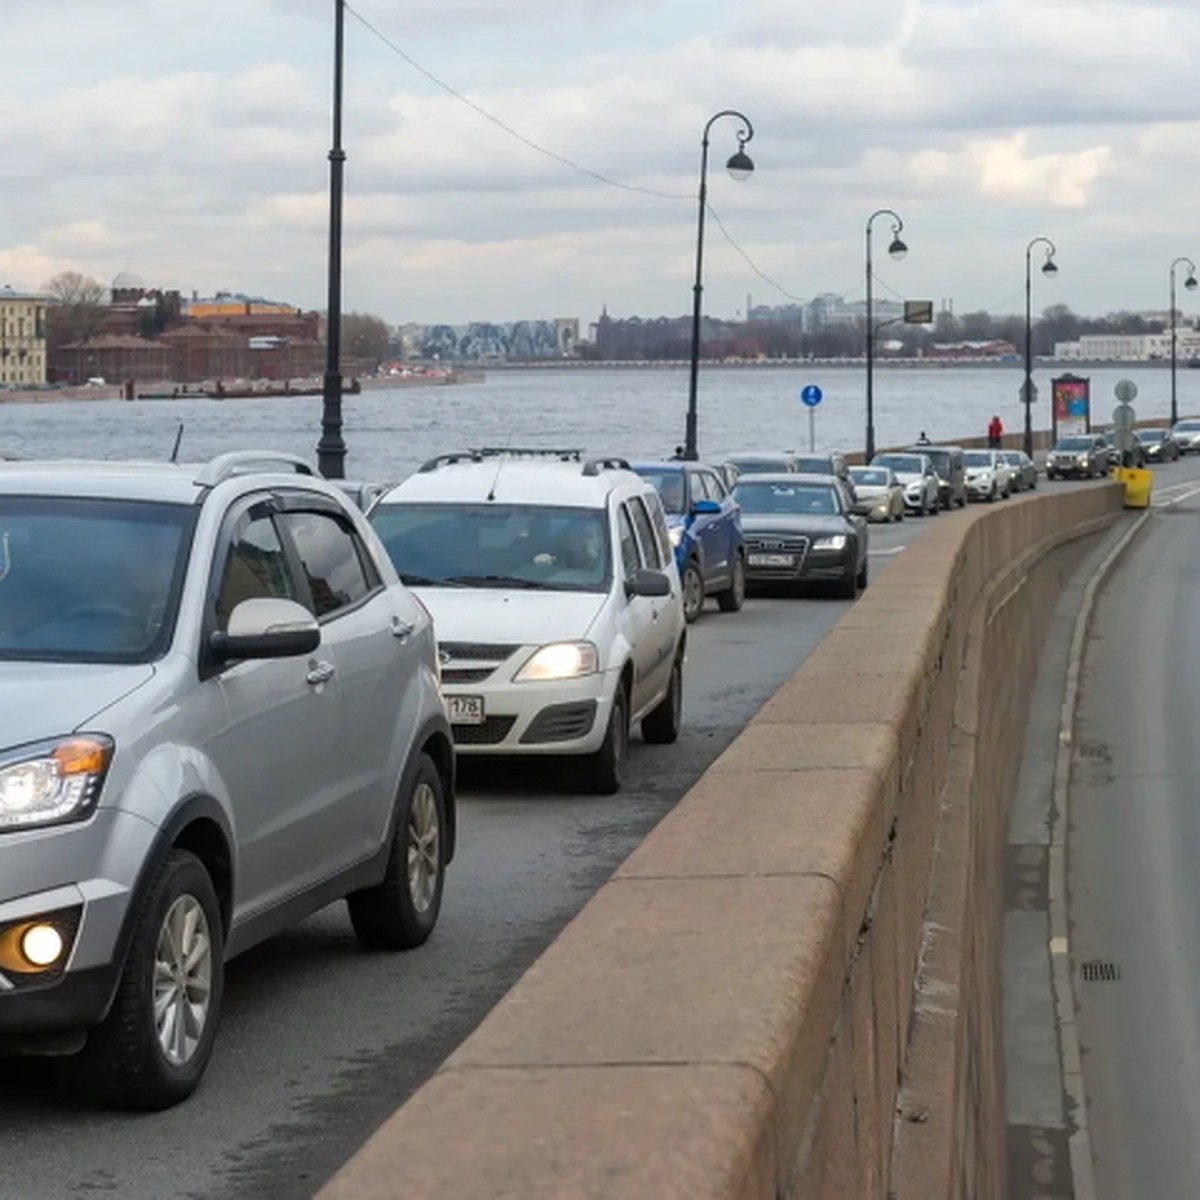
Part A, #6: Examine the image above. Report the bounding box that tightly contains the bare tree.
[44,271,109,349]
[340,312,391,368]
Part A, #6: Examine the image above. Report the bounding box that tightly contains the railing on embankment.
[319,483,1124,1200]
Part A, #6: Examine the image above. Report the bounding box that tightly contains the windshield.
[726,458,793,475]
[1135,430,1164,442]
[873,454,923,473]
[1055,437,1093,451]
[0,497,195,663]
[1175,421,1200,431]
[963,451,995,467]
[916,448,951,470]
[733,481,841,515]
[635,469,687,515]
[370,503,611,592]
[850,468,889,486]
[791,457,834,475]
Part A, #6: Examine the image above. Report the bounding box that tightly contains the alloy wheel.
[153,895,213,1068]
[407,781,441,914]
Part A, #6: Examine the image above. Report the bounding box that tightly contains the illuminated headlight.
[21,924,64,967]
[668,525,685,547]
[812,535,847,551]
[0,736,114,832]
[515,641,599,682]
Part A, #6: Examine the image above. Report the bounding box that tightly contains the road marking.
[1151,482,1200,508]
[869,545,907,557]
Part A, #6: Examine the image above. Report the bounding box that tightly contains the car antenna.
[485,457,503,501]
[170,422,185,464]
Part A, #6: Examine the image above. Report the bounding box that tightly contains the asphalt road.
[0,510,925,1200]
[1066,465,1200,1197]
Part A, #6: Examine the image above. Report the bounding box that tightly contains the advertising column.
[1052,374,1091,441]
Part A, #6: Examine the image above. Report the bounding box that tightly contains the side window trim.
[628,495,663,570]
[617,503,642,577]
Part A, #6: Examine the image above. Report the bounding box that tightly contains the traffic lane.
[1068,481,1200,1198]
[0,530,917,1200]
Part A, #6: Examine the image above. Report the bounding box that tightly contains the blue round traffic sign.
[800,384,823,408]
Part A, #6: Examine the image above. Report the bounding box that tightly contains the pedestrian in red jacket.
[988,415,1003,449]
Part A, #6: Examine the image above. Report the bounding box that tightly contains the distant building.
[59,334,171,385]
[1054,332,1200,361]
[926,340,1019,359]
[0,286,48,386]
[405,318,583,361]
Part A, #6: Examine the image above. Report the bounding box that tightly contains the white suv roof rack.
[417,448,631,477]
[194,451,318,488]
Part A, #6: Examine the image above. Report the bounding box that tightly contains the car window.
[700,471,727,501]
[851,468,889,486]
[617,504,641,576]
[644,492,673,563]
[733,481,840,515]
[636,468,687,514]
[214,514,297,632]
[873,454,923,473]
[690,471,713,502]
[628,496,664,569]
[279,510,372,619]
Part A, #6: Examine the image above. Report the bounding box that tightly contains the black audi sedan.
[731,472,869,599]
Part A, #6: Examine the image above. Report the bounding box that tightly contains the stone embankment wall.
[320,484,1123,1200]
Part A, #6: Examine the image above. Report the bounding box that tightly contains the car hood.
[411,588,609,645]
[0,661,157,750]
[741,513,850,538]
[853,484,890,499]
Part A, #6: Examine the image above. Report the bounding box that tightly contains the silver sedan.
[848,465,905,522]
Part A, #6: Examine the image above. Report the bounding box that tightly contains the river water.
[0,363,1193,482]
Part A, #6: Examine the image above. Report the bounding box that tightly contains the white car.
[869,452,940,516]
[369,450,687,794]
[1171,419,1200,454]
[962,449,1013,501]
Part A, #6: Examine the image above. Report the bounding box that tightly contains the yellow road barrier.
[1111,466,1152,508]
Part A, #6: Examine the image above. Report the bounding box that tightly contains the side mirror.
[692,498,721,515]
[210,597,321,661]
[626,568,671,599]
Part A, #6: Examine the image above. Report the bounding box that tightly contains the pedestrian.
[987,414,1003,449]
[916,430,931,445]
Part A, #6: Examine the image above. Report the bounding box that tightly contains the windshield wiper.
[399,572,466,588]
[444,574,547,589]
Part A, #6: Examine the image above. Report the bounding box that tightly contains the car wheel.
[987,485,996,502]
[681,561,705,624]
[715,552,745,613]
[348,752,446,950]
[78,850,224,1111]
[578,684,628,795]
[834,568,859,600]
[642,649,683,744]
[856,556,869,591]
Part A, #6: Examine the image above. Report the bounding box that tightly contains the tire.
[642,650,683,744]
[348,752,446,950]
[681,561,705,624]
[856,556,869,591]
[834,567,859,599]
[578,684,628,794]
[986,485,996,503]
[77,850,224,1111]
[714,553,745,613]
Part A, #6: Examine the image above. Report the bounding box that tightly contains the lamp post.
[1022,237,1057,458]
[683,110,755,461]
[317,0,348,479]
[1169,256,1197,427]
[864,209,907,463]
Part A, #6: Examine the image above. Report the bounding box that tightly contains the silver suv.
[0,452,455,1110]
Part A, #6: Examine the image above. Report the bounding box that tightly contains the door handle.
[306,660,335,686]
[391,616,416,641]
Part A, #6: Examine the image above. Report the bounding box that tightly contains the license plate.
[748,552,795,567]
[447,695,485,725]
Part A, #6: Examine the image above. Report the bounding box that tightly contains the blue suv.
[631,461,746,623]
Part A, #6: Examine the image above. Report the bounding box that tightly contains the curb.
[1048,505,1151,1200]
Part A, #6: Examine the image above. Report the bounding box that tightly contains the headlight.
[515,641,599,682]
[812,535,847,551]
[668,526,685,547]
[0,736,114,832]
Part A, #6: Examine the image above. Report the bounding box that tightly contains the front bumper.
[965,475,995,498]
[0,808,156,1037]
[445,672,612,755]
[745,546,855,584]
[1046,458,1093,476]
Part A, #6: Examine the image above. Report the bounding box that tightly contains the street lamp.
[1022,236,1058,458]
[864,209,907,462]
[317,0,348,479]
[1169,256,1197,427]
[683,110,755,461]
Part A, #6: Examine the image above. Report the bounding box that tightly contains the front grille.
[439,642,519,663]
[441,667,495,685]
[452,716,517,746]
[520,700,598,744]
[745,535,810,554]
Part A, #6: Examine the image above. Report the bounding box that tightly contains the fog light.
[20,923,64,968]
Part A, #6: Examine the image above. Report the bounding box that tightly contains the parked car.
[870,452,941,516]
[333,479,393,513]
[732,473,869,599]
[721,452,804,476]
[0,451,455,1110]
[848,465,905,522]
[1046,434,1112,479]
[1170,418,1200,454]
[903,444,966,509]
[369,449,686,795]
[962,449,1013,501]
[1000,449,1039,492]
[1133,427,1181,463]
[630,461,746,623]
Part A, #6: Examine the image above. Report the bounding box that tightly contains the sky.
[2,0,1199,327]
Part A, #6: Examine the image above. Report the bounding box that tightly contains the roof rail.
[417,450,486,473]
[193,451,317,487]
[581,456,631,476]
[418,447,587,473]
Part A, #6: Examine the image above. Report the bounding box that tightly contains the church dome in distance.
[112,271,145,290]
